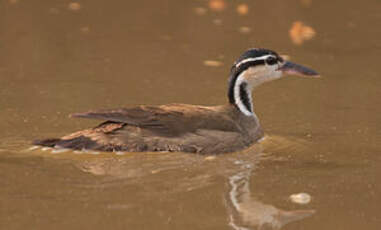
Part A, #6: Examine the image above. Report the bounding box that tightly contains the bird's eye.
[265,56,277,65]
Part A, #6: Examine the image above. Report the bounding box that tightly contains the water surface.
[0,0,380,229]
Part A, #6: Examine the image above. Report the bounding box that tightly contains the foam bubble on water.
[290,193,312,204]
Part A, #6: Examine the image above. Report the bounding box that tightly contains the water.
[1,0,380,229]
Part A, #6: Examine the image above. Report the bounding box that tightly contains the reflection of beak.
[278,61,320,78]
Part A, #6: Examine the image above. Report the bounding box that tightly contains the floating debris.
[238,26,251,34]
[289,21,316,45]
[203,60,223,67]
[68,2,81,11]
[290,193,312,204]
[209,0,226,12]
[194,7,207,15]
[237,4,249,15]
[115,151,126,156]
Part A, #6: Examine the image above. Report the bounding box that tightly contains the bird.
[33,48,319,154]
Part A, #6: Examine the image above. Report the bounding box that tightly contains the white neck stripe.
[234,73,253,116]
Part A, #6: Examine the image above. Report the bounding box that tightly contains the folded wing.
[70,104,240,137]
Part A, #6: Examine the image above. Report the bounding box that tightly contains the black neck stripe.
[239,82,252,113]
[228,59,265,104]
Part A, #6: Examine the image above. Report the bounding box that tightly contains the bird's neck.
[228,70,263,117]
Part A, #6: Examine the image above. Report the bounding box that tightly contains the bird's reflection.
[227,161,315,230]
[73,152,217,191]
[71,141,314,229]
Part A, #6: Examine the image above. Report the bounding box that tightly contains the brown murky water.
[1,0,380,229]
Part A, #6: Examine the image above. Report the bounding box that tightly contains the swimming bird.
[33,48,319,154]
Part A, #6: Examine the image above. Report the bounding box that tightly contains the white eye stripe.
[235,55,275,68]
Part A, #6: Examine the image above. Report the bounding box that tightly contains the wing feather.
[70,104,240,136]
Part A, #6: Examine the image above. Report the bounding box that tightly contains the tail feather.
[33,136,100,150]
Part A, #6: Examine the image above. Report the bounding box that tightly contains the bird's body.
[35,104,263,154]
[34,48,318,154]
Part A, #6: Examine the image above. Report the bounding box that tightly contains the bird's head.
[228,48,319,116]
[231,48,319,87]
